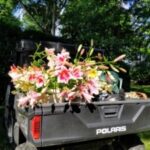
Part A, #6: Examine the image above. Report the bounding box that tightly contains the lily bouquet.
[8,45,126,108]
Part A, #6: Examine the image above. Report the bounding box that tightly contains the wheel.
[15,142,37,150]
[112,141,124,150]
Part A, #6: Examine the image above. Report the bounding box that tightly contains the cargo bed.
[15,99,150,148]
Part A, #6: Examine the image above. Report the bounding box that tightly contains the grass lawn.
[131,84,150,97]
[140,132,150,150]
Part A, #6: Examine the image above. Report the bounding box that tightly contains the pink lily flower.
[61,49,70,59]
[82,91,93,103]
[86,79,99,95]
[45,48,55,56]
[47,58,56,69]
[35,75,45,88]
[29,71,45,88]
[79,85,93,102]
[57,66,71,84]
[18,96,30,107]
[8,65,22,80]
[29,74,36,82]
[28,91,41,108]
[56,49,70,66]
[70,66,83,79]
[60,89,76,101]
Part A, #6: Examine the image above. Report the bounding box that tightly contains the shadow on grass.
[0,106,13,150]
[140,131,150,140]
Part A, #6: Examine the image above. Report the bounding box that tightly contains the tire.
[112,141,124,150]
[15,142,37,150]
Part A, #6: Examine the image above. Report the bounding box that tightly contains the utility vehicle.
[4,40,149,150]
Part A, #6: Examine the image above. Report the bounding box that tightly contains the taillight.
[31,115,41,140]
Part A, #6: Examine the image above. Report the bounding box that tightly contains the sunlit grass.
[140,132,150,150]
[131,84,150,97]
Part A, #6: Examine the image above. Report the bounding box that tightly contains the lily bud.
[77,44,82,53]
[119,67,127,73]
[113,54,126,63]
[110,64,119,73]
[80,49,85,56]
[107,71,116,81]
[64,61,73,67]
[89,48,94,56]
[98,65,109,70]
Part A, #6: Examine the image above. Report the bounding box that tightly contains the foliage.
[0,0,149,84]
[15,0,67,35]
[131,84,150,97]
[128,0,150,83]
[0,0,21,73]
[130,55,150,84]
[11,0,150,57]
[0,0,20,26]
[130,0,150,55]
[59,0,150,83]
[60,0,133,54]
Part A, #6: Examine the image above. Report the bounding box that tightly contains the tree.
[128,0,150,83]
[60,0,134,54]
[0,0,20,27]
[16,0,67,35]
[0,0,21,102]
[60,0,150,82]
[130,0,150,55]
[0,0,21,73]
